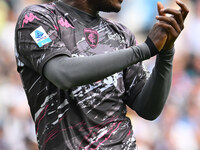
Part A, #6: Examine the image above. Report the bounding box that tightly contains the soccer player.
[15,0,188,149]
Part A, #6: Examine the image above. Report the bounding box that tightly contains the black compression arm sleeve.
[43,43,152,89]
[132,48,175,120]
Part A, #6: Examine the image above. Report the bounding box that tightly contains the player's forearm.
[132,48,174,120]
[44,41,156,90]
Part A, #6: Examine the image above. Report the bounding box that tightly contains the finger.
[157,22,179,38]
[160,8,184,30]
[176,0,189,21]
[156,16,182,33]
[157,2,165,16]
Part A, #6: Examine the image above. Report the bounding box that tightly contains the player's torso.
[55,1,130,124]
[54,5,135,149]
[18,3,137,150]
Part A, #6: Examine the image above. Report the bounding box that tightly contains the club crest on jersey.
[84,28,98,49]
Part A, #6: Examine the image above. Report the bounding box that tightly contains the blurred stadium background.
[0,0,199,149]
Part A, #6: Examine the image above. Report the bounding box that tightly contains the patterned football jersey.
[15,1,148,150]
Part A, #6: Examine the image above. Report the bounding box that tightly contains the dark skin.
[62,0,189,51]
[62,0,123,16]
[156,1,189,50]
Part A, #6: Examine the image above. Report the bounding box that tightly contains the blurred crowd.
[0,0,199,150]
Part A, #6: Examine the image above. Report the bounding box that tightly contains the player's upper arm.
[43,55,73,90]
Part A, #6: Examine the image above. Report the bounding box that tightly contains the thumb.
[157,2,165,16]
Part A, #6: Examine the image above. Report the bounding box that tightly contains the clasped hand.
[148,0,189,51]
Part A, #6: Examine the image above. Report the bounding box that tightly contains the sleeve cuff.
[145,36,159,57]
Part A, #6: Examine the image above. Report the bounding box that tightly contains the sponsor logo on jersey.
[84,28,98,49]
[30,26,52,47]
[22,13,40,27]
[58,17,74,29]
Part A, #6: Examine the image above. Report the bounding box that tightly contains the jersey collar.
[54,0,101,27]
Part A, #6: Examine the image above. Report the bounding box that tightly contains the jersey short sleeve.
[114,23,137,48]
[15,5,71,75]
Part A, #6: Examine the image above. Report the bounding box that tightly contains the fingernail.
[156,16,161,20]
[177,0,183,3]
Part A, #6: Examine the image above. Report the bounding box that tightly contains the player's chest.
[58,20,127,56]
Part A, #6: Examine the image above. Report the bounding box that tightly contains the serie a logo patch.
[31,26,52,47]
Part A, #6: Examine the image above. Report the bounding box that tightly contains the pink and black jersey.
[15,1,148,150]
